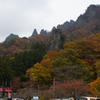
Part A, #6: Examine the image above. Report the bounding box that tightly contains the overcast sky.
[0,0,100,42]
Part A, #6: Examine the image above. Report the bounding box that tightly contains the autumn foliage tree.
[62,79,89,98]
[50,79,89,98]
[0,55,4,85]
[48,51,58,61]
[51,81,66,98]
[89,77,100,97]
[12,77,21,92]
[26,63,52,85]
[40,89,53,100]
[56,48,81,66]
[40,59,53,73]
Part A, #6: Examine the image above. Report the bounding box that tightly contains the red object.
[0,87,13,98]
[0,88,3,92]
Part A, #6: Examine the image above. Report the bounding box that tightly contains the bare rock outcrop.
[5,33,19,41]
[50,29,62,51]
[40,29,47,34]
[32,29,38,36]
[76,5,100,26]
[57,20,75,29]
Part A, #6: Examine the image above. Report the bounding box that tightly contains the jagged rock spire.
[32,29,38,36]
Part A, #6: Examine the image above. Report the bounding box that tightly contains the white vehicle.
[6,98,24,100]
[74,96,100,100]
[33,96,39,100]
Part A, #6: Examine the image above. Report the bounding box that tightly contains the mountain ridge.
[1,4,100,55]
[5,5,100,42]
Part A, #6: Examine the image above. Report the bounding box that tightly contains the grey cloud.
[0,0,52,42]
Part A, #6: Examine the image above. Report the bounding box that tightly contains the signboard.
[33,96,39,100]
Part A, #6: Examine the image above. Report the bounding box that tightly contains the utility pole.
[38,84,39,99]
[53,78,55,99]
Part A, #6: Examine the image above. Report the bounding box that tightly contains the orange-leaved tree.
[89,77,100,97]
[48,51,58,61]
[40,59,53,73]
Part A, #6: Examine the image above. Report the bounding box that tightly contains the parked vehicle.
[74,96,100,100]
[0,98,4,100]
[6,98,24,100]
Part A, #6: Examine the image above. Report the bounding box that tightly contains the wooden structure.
[0,87,13,98]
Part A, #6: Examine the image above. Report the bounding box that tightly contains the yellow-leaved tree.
[26,62,52,85]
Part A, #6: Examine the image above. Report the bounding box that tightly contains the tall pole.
[38,84,39,99]
[53,78,55,99]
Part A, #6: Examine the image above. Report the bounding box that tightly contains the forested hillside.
[0,34,51,56]
[62,5,100,42]
[0,4,100,99]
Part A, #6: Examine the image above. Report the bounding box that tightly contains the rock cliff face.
[32,29,38,36]
[40,29,47,34]
[75,5,100,26]
[52,26,56,31]
[50,29,62,51]
[5,33,19,41]
[57,20,75,29]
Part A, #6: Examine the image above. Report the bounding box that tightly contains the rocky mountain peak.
[85,5,99,20]
[40,29,47,34]
[76,4,100,26]
[57,20,75,29]
[32,29,38,36]
[86,5,99,13]
[5,33,19,41]
[52,26,56,31]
